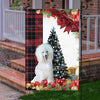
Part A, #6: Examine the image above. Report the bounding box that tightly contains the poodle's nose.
[45,55,47,58]
[45,55,48,60]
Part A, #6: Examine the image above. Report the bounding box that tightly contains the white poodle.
[31,43,54,83]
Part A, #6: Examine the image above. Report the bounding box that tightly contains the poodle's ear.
[35,46,39,58]
[35,45,42,62]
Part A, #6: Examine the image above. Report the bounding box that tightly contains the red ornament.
[31,83,35,86]
[41,80,48,87]
[51,83,56,88]
[57,79,64,85]
[46,87,50,90]
[74,79,79,85]
[76,85,79,90]
[74,13,79,21]
[76,81,79,86]
[63,82,67,86]
[51,14,55,17]
[54,16,56,19]
[34,81,40,86]
[63,87,66,91]
[44,84,47,87]
[49,82,53,85]
[60,79,64,85]
[69,13,75,19]
[46,10,50,13]
[47,16,50,18]
[57,79,61,84]
[54,78,58,84]
[69,83,75,89]
[49,82,56,88]
[74,79,79,90]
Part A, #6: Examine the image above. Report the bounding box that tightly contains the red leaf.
[60,24,66,29]
[64,26,71,33]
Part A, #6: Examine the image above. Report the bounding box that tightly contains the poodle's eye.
[42,51,44,53]
[46,51,48,53]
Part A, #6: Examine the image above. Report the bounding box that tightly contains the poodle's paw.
[31,79,35,83]
[47,79,54,83]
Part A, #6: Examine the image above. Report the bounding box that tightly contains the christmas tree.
[48,28,68,79]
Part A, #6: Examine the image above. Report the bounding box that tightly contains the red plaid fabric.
[25,9,43,85]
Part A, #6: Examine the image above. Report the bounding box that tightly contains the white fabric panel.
[43,16,79,67]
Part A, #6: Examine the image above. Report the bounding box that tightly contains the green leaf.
[63,9,71,17]
[47,12,52,17]
[47,85,52,88]
[41,87,46,90]
[10,0,22,7]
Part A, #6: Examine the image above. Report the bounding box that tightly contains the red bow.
[48,9,79,33]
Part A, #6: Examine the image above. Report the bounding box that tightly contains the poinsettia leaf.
[64,26,71,33]
[64,9,71,17]
[47,12,52,17]
[50,88,56,91]
[60,24,66,29]
[47,85,52,88]
[41,10,44,14]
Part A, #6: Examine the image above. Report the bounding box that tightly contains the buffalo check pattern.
[25,9,43,86]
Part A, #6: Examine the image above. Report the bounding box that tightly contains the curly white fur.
[31,43,54,83]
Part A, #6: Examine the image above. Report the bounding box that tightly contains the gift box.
[68,67,77,74]
[66,78,72,83]
[69,74,78,81]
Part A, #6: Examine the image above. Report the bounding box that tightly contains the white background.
[43,16,79,68]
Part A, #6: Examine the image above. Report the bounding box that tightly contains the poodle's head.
[35,43,53,63]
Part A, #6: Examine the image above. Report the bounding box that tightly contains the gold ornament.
[36,10,41,14]
[26,83,31,88]
[30,84,35,87]
[39,85,43,89]
[71,86,78,90]
[32,87,36,90]
[66,79,72,83]
[55,83,62,90]
[36,86,40,91]
[71,9,78,15]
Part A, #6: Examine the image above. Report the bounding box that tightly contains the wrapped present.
[66,78,72,84]
[69,74,78,81]
[68,67,77,74]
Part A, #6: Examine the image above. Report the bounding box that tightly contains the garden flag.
[26,9,79,91]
